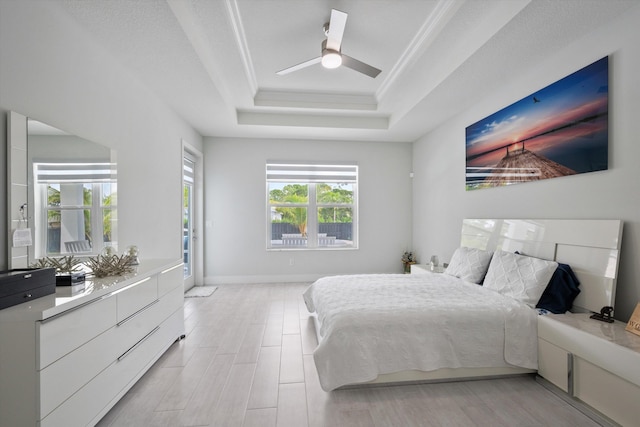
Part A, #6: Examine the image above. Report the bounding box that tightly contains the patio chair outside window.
[65,240,92,253]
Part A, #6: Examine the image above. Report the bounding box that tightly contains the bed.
[303,219,623,391]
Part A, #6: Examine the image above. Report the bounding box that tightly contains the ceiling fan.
[276,9,382,78]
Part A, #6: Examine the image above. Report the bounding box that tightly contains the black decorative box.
[0,268,56,310]
[56,272,86,286]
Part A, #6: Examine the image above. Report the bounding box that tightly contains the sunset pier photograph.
[465,56,609,190]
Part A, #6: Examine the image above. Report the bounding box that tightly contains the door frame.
[182,140,203,291]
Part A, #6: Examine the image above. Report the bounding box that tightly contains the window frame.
[266,161,358,251]
[33,162,117,257]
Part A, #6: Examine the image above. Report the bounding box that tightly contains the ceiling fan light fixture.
[321,50,342,69]
[277,10,381,78]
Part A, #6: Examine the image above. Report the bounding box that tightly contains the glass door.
[183,156,195,287]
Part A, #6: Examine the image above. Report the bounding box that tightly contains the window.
[266,161,357,249]
[34,162,117,256]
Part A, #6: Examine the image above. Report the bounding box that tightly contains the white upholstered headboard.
[460,219,623,314]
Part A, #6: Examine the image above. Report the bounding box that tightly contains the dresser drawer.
[116,276,158,322]
[39,325,119,419]
[114,285,184,351]
[37,296,117,369]
[158,263,183,297]
[39,289,176,419]
[40,308,184,427]
[538,338,569,392]
[574,356,640,427]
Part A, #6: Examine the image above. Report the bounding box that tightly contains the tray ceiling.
[59,0,637,142]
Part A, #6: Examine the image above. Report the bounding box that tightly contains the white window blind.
[266,161,358,183]
[35,162,117,183]
[183,158,195,184]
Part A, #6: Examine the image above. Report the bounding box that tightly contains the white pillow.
[444,247,494,284]
[483,250,558,307]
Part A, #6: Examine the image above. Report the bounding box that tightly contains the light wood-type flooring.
[97,283,601,427]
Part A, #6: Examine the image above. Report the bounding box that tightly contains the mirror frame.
[7,112,117,269]
[7,112,29,269]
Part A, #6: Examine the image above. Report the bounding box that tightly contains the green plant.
[402,251,417,264]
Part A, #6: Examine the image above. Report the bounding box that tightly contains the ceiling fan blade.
[341,54,381,78]
[276,57,321,75]
[325,9,347,51]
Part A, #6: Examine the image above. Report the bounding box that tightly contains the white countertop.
[0,259,182,321]
[542,312,640,353]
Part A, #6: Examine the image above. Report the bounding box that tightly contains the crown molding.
[237,110,388,129]
[225,0,258,95]
[254,90,377,111]
[376,0,464,101]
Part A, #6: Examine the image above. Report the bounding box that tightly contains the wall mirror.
[7,112,117,269]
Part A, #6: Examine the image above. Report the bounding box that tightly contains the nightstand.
[410,264,445,274]
[537,313,640,426]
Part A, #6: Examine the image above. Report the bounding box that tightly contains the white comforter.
[303,273,538,391]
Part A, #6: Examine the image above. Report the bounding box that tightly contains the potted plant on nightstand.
[402,251,417,274]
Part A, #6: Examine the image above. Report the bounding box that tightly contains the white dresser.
[0,259,185,427]
[538,313,640,427]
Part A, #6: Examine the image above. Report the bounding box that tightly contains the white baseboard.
[204,274,323,285]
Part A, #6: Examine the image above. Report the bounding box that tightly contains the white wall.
[412,5,640,322]
[0,1,203,270]
[203,137,413,284]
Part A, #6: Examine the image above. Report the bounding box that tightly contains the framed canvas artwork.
[465,56,608,190]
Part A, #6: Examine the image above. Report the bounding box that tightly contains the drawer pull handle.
[40,293,114,324]
[116,299,159,326]
[24,293,32,298]
[161,264,182,274]
[118,326,160,361]
[112,277,151,295]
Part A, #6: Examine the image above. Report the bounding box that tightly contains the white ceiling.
[59,0,637,143]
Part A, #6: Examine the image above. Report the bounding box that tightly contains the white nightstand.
[537,313,640,427]
[410,264,445,274]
